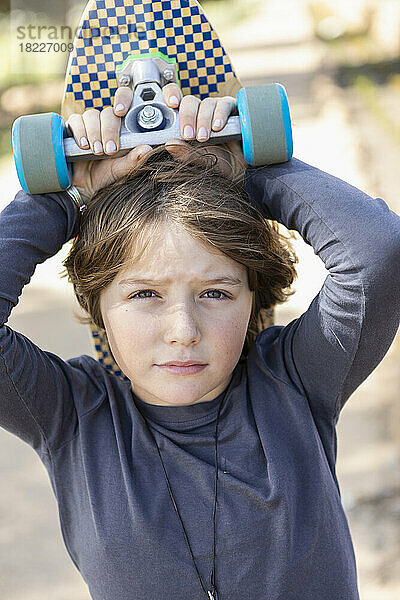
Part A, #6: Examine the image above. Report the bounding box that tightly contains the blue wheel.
[237,83,293,166]
[12,112,72,194]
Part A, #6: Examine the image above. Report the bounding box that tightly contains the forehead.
[120,221,247,281]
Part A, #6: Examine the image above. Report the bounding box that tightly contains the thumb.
[110,144,153,179]
[164,139,193,161]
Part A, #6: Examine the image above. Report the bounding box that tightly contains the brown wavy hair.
[61,145,298,358]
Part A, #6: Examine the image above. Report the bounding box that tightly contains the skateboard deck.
[61,0,242,120]
[62,0,274,380]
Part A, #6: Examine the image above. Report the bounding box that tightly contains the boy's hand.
[161,85,246,179]
[66,83,245,201]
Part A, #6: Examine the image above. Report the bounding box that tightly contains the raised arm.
[0,189,86,454]
[245,157,400,422]
[0,119,156,456]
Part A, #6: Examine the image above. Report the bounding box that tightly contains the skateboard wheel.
[12,112,72,194]
[237,83,293,166]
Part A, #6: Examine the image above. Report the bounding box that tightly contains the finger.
[178,94,201,140]
[195,97,217,142]
[110,144,153,179]
[165,139,214,165]
[164,138,192,159]
[211,96,237,131]
[65,113,90,149]
[162,82,183,109]
[82,109,103,155]
[113,87,133,117]
[100,106,121,155]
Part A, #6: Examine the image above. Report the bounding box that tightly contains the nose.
[163,305,201,345]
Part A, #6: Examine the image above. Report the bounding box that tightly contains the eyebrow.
[118,276,244,287]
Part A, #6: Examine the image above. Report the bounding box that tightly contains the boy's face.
[100,222,254,407]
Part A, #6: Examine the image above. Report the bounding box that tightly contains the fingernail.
[80,136,89,147]
[106,140,116,153]
[183,125,194,139]
[169,95,179,106]
[115,103,125,112]
[197,127,208,140]
[213,119,222,129]
[93,141,103,154]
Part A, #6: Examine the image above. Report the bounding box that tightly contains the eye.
[129,290,157,300]
[202,289,230,301]
[128,289,231,301]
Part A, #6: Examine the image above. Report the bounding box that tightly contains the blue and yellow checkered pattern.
[65,0,236,110]
[90,323,130,382]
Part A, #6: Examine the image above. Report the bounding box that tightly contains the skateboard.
[12,0,295,379]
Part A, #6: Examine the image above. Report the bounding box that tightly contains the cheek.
[101,314,149,378]
[211,314,248,357]
[103,307,159,356]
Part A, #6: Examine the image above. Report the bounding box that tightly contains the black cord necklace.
[139,390,227,600]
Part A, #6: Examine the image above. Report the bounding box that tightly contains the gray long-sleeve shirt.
[1,158,400,600]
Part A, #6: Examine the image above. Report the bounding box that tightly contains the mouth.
[156,364,208,375]
[158,361,207,367]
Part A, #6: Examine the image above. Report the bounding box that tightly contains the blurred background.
[0,0,399,598]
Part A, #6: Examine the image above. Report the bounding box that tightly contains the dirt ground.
[0,0,399,598]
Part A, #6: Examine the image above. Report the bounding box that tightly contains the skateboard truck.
[117,56,176,134]
[62,53,244,162]
[12,56,294,194]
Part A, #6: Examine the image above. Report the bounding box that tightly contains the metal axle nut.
[163,69,174,81]
[137,104,164,130]
[119,75,131,86]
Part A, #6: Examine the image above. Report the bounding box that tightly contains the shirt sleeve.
[245,157,400,423]
[0,189,95,456]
